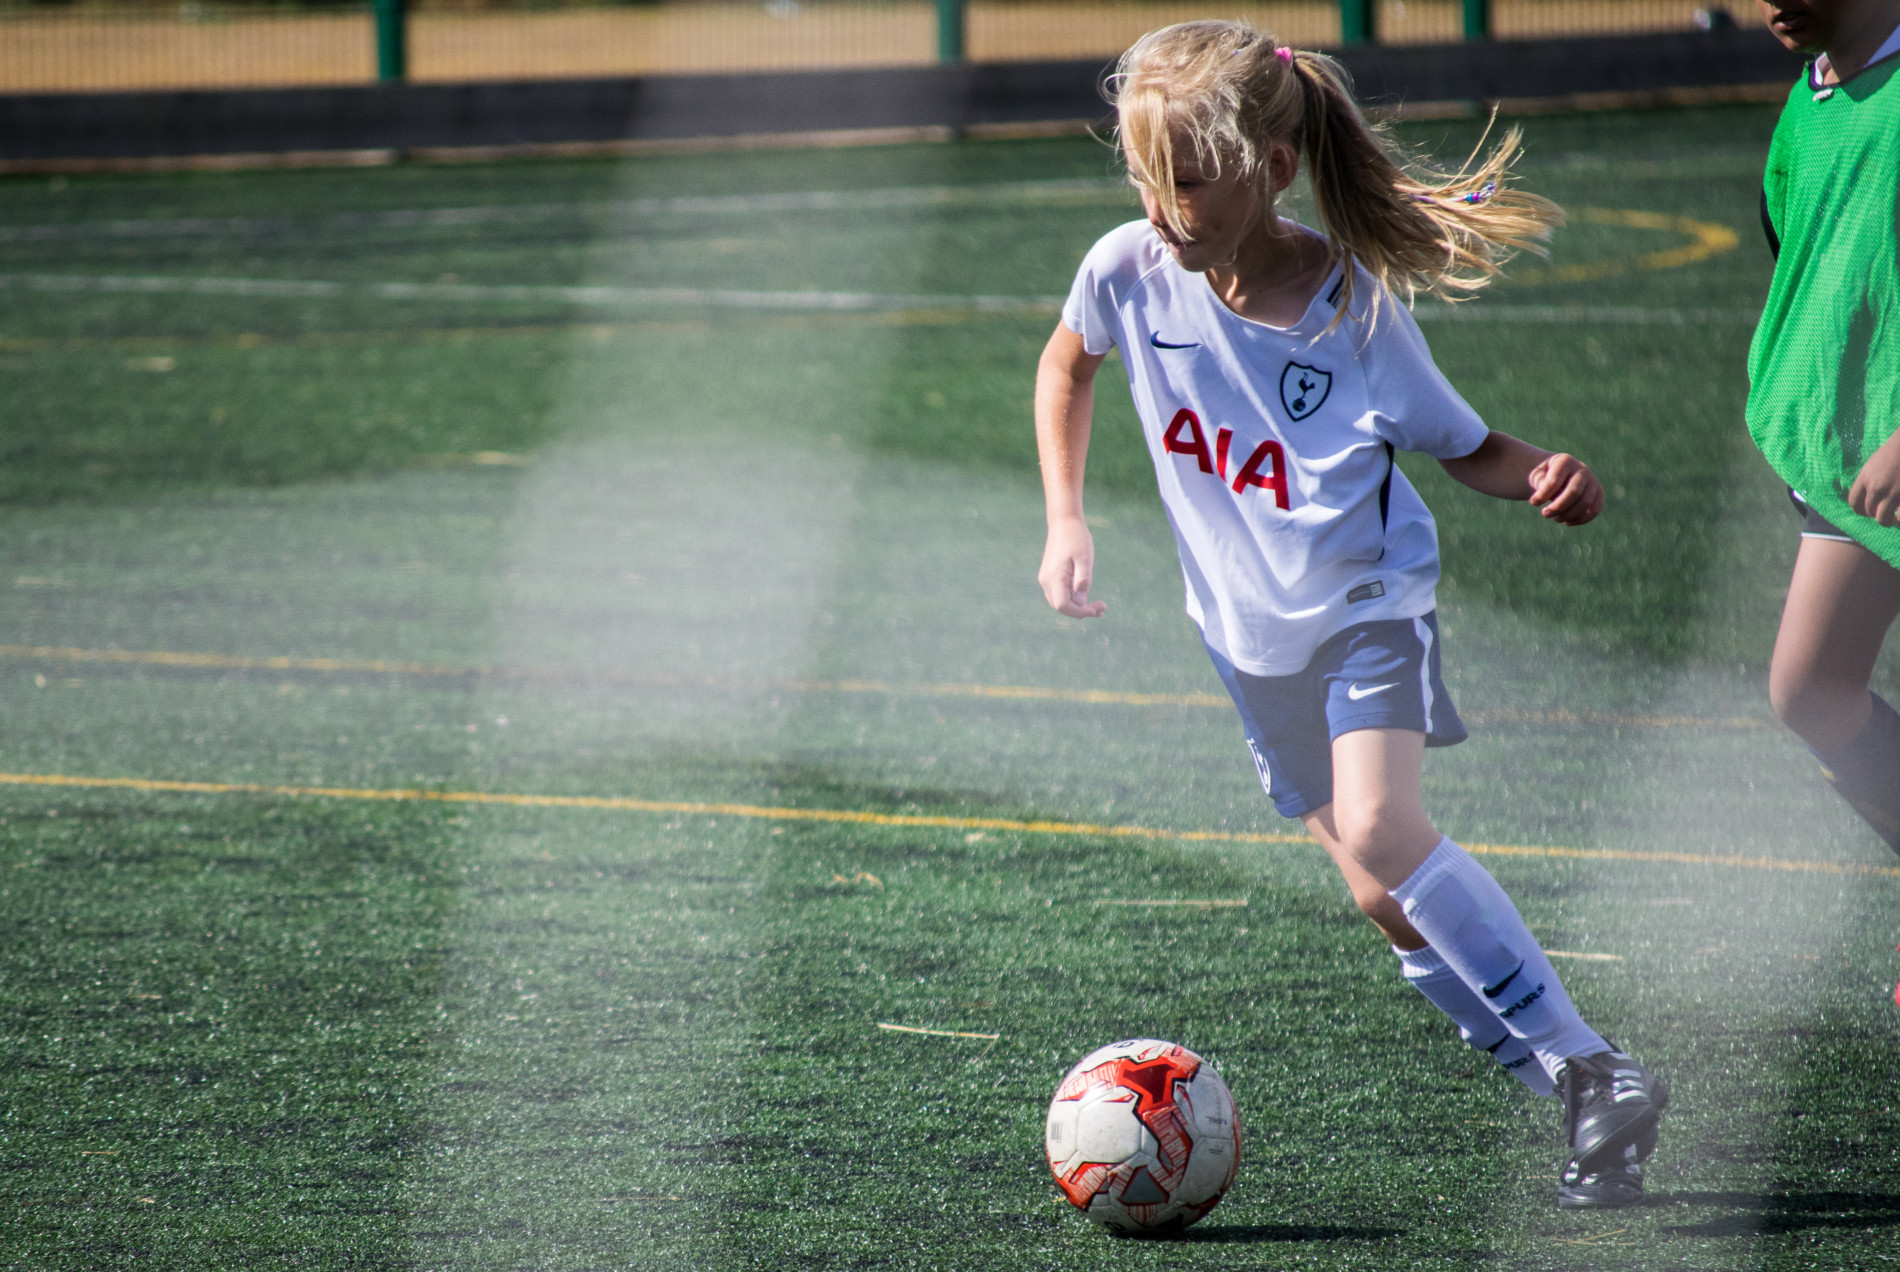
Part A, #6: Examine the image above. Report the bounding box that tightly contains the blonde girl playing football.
[1034,20,1664,1208]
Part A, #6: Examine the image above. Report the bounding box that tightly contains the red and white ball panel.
[1045,1038,1240,1235]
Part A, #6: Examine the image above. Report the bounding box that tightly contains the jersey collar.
[1811,19,1900,87]
[1198,258,1346,339]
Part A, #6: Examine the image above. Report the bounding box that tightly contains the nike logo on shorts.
[1345,681,1397,701]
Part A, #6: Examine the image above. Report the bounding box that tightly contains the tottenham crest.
[1279,362,1332,421]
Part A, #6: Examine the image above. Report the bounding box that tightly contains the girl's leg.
[1300,728,1440,895]
[1301,803,1428,949]
[1317,729,1663,1178]
[1770,535,1900,749]
[1308,799,1556,1095]
[1305,729,1615,1088]
[1768,536,1900,852]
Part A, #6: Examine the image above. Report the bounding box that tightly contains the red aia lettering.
[1215,426,1233,481]
[1162,408,1213,474]
[1232,440,1290,509]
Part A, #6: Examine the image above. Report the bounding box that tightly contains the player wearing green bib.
[1750,0,1900,961]
[1750,12,1900,552]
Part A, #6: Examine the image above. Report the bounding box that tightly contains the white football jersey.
[1062,219,1491,677]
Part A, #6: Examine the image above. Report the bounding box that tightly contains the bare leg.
[1769,535,1900,752]
[1301,728,1441,948]
[1304,805,1429,948]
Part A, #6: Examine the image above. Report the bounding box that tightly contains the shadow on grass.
[1661,1191,1900,1237]
[1183,1223,1403,1244]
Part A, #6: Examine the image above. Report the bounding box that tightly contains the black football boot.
[1558,1048,1667,1174]
[1556,1143,1645,1210]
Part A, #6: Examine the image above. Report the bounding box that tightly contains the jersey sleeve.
[1060,222,1149,356]
[1360,295,1491,459]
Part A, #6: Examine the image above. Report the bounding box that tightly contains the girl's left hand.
[1527,453,1603,525]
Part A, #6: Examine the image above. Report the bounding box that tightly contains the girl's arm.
[1437,430,1603,526]
[1035,323,1109,616]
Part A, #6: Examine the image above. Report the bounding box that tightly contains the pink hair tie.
[1275,46,1294,63]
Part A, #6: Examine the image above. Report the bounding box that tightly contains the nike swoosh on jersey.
[1149,333,1199,349]
[1345,681,1398,701]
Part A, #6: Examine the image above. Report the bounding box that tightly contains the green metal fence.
[0,0,1760,95]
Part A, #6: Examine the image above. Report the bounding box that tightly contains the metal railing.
[0,0,1760,95]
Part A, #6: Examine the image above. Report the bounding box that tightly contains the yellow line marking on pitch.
[876,1022,1000,1040]
[0,644,1772,730]
[0,643,480,677]
[0,769,1313,842]
[1512,208,1739,285]
[0,770,1896,881]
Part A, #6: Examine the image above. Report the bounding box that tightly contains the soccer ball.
[1044,1038,1241,1236]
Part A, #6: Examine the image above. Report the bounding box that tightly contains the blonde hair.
[1110,20,1561,324]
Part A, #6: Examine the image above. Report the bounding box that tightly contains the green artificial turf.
[2,103,1898,1270]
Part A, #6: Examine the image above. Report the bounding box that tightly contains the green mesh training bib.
[1748,56,1900,565]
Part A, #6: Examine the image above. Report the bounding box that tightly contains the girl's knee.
[1768,657,1866,742]
[1767,655,1818,724]
[1332,799,1432,862]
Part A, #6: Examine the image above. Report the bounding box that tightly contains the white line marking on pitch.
[0,271,1761,325]
[0,272,1060,314]
[1412,304,1759,326]
[0,178,1134,243]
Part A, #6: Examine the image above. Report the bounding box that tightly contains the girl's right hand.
[1039,516,1106,618]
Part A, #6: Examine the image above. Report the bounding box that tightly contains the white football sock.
[1389,837,1609,1085]
[1395,944,1554,1096]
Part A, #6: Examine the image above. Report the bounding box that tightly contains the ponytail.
[1111,21,1561,327]
[1287,49,1560,322]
